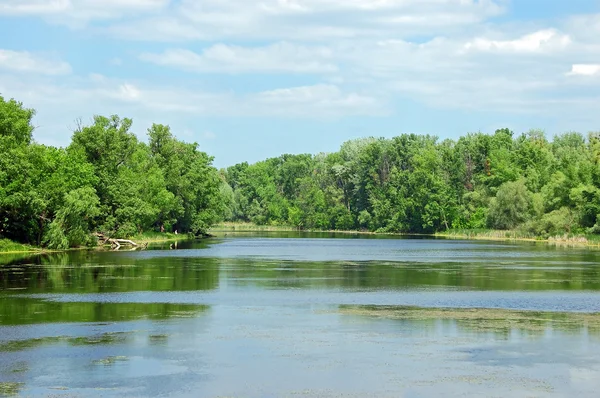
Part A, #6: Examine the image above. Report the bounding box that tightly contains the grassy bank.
[210,222,300,232]
[210,223,600,248]
[210,222,388,236]
[123,232,195,244]
[0,232,195,255]
[0,239,43,254]
[436,229,600,247]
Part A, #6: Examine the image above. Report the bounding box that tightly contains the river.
[1,233,600,397]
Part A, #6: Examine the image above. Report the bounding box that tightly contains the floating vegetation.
[148,334,169,341]
[8,362,28,374]
[92,356,129,366]
[0,332,133,352]
[69,332,132,346]
[339,305,600,334]
[0,336,64,352]
[0,382,24,396]
[168,311,202,318]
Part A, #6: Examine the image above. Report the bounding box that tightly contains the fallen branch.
[105,238,139,250]
[95,233,148,250]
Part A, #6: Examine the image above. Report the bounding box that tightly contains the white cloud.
[140,43,337,74]
[108,0,505,41]
[0,0,68,15]
[0,73,382,125]
[203,131,217,140]
[0,0,169,25]
[464,29,571,53]
[254,84,381,117]
[568,64,600,76]
[564,13,600,44]
[2,0,600,142]
[0,49,71,75]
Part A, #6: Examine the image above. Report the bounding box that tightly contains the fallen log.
[108,238,139,250]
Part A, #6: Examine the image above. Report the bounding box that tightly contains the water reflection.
[2,235,600,397]
[0,255,220,293]
[3,256,600,295]
[0,297,208,326]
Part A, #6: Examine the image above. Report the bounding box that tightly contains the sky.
[0,0,599,168]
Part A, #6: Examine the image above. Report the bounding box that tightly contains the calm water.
[1,233,600,397]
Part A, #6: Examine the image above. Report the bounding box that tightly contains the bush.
[520,207,577,237]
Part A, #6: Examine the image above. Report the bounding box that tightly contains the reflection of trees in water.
[0,299,209,326]
[3,250,600,293]
[340,305,600,339]
[219,258,600,291]
[0,254,220,293]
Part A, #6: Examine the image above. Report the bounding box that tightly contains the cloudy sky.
[1,0,599,167]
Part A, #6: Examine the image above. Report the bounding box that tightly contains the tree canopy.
[221,129,600,237]
[0,95,223,248]
[2,92,600,248]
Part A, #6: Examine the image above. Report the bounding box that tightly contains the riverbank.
[210,222,301,232]
[120,232,194,244]
[210,222,382,235]
[0,239,46,255]
[211,223,600,248]
[435,229,600,247]
[0,232,198,255]
[4,226,599,255]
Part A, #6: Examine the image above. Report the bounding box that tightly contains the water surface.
[1,233,600,397]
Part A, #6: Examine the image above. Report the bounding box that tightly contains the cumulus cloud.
[0,49,71,75]
[108,0,505,41]
[464,29,571,53]
[2,0,600,143]
[568,64,600,76]
[0,74,382,121]
[0,0,169,25]
[140,43,337,74]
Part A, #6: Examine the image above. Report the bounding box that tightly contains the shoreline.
[211,223,600,248]
[3,227,599,255]
[0,233,198,256]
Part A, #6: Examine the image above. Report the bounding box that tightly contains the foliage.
[0,95,224,248]
[3,92,600,246]
[487,179,533,230]
[222,128,600,236]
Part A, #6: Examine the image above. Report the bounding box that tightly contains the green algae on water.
[149,334,169,342]
[0,382,24,397]
[339,305,600,334]
[0,336,64,352]
[92,356,129,366]
[69,332,132,346]
[0,332,134,353]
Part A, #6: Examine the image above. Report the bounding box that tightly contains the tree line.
[3,93,600,249]
[221,128,600,237]
[1,95,223,249]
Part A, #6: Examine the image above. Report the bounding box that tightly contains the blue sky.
[1,0,599,168]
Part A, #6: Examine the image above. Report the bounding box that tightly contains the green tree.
[488,179,534,230]
[43,187,100,249]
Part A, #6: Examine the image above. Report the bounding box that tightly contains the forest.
[2,93,600,249]
[221,124,600,238]
[0,95,223,249]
